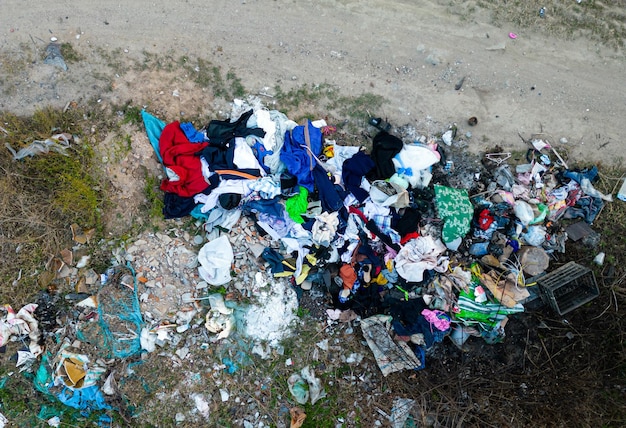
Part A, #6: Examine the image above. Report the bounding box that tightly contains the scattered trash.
[593,252,605,265]
[191,393,211,419]
[454,76,466,91]
[5,133,72,160]
[0,303,43,356]
[509,32,518,39]
[43,43,68,71]
[1,96,617,424]
[617,177,626,201]
[390,397,415,428]
[537,262,599,315]
[360,315,423,376]
[204,293,235,342]
[288,366,326,405]
[289,407,307,428]
[197,235,234,285]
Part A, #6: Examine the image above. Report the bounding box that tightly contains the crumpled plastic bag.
[288,366,326,405]
[205,293,235,342]
[198,235,234,285]
[5,134,71,160]
[287,373,309,405]
[300,366,326,405]
[514,200,534,226]
[0,303,43,356]
[521,225,547,247]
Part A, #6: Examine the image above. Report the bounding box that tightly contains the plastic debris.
[390,398,415,428]
[288,366,326,405]
[197,235,234,285]
[5,133,71,160]
[0,303,43,356]
[43,43,68,71]
[290,407,307,428]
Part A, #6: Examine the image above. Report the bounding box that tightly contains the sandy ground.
[1,0,624,166]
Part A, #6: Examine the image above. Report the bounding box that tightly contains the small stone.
[175,347,189,359]
[559,137,568,144]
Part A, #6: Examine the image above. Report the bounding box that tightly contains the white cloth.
[395,236,449,282]
[234,137,266,175]
[194,179,254,213]
[253,109,277,151]
[324,143,360,176]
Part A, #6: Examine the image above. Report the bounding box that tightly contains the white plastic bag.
[513,200,534,226]
[197,235,234,285]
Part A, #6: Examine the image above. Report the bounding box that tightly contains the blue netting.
[78,264,143,359]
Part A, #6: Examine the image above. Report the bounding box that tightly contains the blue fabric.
[262,247,284,274]
[280,121,323,191]
[342,151,375,202]
[252,140,273,173]
[180,122,207,142]
[312,165,344,212]
[141,109,165,163]
[57,385,112,416]
[564,166,598,184]
[563,195,604,223]
[242,197,286,219]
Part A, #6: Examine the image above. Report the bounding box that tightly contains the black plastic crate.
[537,262,599,315]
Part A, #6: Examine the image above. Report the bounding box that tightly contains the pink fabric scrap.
[421,309,451,331]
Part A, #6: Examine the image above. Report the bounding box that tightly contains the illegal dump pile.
[1,98,625,426]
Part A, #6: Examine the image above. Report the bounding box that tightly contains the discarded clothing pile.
[143,103,609,373]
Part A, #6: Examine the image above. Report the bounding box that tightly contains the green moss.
[59,43,82,63]
[143,172,164,219]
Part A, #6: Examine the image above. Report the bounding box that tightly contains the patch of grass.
[274,83,338,113]
[226,69,246,99]
[187,57,230,98]
[95,46,129,76]
[466,0,626,51]
[328,92,385,130]
[59,43,82,63]
[143,171,165,219]
[123,106,143,126]
[295,307,311,318]
[0,106,105,306]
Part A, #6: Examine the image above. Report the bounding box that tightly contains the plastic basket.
[537,261,599,315]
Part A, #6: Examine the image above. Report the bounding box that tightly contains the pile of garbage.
[1,97,618,423]
[140,99,610,374]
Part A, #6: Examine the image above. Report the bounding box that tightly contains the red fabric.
[478,209,494,230]
[400,231,420,245]
[159,122,210,197]
[348,206,368,223]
